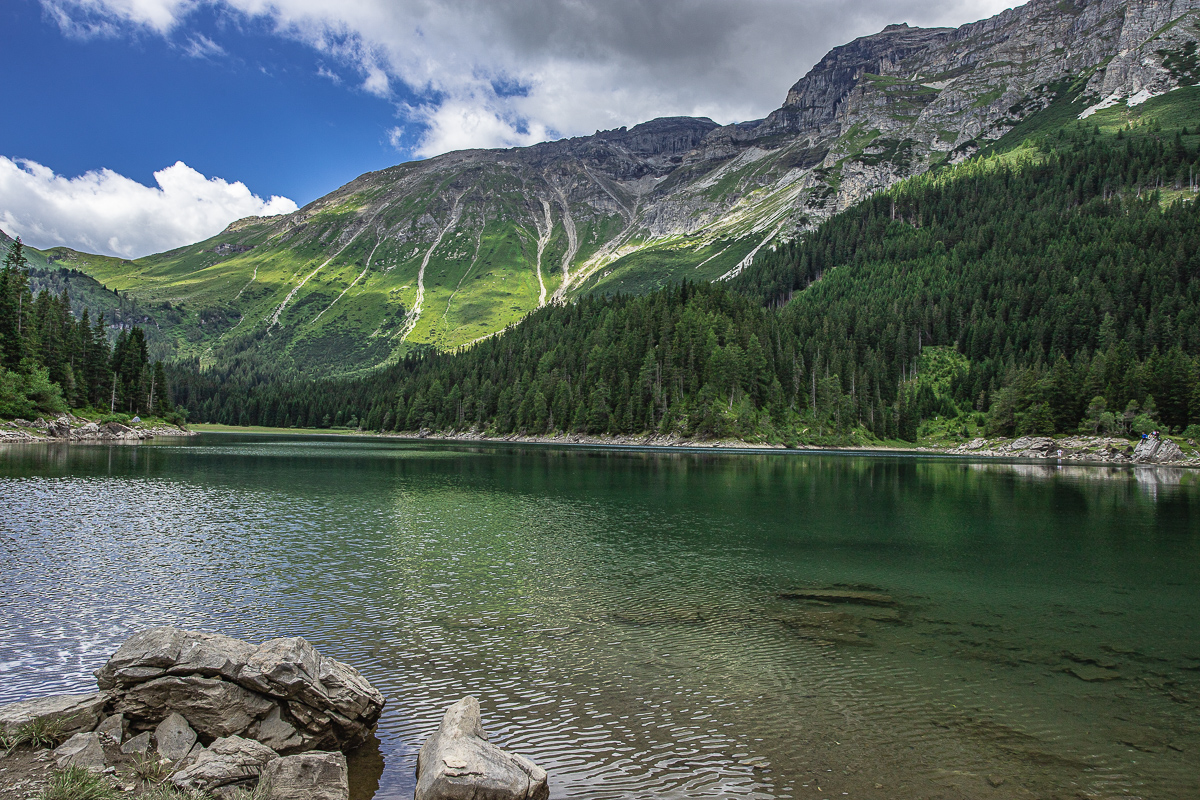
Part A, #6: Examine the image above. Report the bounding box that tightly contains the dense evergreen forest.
[0,238,175,421]
[164,125,1200,443]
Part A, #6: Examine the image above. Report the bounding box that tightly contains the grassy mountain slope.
[25,0,1200,378]
[172,88,1200,448]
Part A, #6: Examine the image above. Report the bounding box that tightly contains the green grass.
[39,767,121,800]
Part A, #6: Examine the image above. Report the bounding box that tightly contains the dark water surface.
[2,435,1198,799]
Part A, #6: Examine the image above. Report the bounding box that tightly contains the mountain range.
[12,0,1200,377]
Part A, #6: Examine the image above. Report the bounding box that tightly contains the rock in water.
[415,697,548,800]
[260,752,349,800]
[0,693,107,735]
[155,712,198,761]
[53,732,106,772]
[96,627,384,753]
[171,735,278,793]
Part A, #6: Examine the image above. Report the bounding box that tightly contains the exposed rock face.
[115,675,276,738]
[415,697,549,800]
[0,693,107,736]
[170,735,279,793]
[260,752,350,800]
[96,627,385,754]
[49,0,1199,370]
[1132,435,1186,463]
[0,415,194,442]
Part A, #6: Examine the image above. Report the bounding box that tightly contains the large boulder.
[170,735,278,793]
[1132,436,1185,464]
[260,751,349,800]
[415,697,549,800]
[96,627,384,753]
[0,693,107,736]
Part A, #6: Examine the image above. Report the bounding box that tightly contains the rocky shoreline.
[0,628,548,800]
[379,428,1200,467]
[0,415,195,443]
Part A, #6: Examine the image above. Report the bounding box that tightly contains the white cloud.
[42,0,1023,156]
[183,33,225,58]
[0,157,297,258]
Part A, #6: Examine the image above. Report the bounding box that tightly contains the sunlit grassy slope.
[25,82,1200,377]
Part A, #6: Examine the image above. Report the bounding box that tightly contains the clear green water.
[1,435,1198,800]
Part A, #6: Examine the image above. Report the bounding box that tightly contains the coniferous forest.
[0,238,175,421]
[5,125,1200,444]
[165,126,1200,443]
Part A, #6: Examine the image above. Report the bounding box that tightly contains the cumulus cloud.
[0,157,297,258]
[42,0,1021,156]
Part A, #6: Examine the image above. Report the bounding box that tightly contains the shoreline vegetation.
[0,410,193,443]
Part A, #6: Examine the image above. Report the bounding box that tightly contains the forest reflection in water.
[1,436,1197,799]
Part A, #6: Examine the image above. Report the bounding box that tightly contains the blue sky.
[1,0,407,206]
[0,0,1016,258]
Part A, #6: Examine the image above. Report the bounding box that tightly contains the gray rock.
[0,693,107,736]
[96,628,257,689]
[260,752,349,800]
[97,627,384,752]
[47,417,72,438]
[121,731,153,755]
[1132,436,1185,464]
[54,732,106,772]
[248,704,311,755]
[95,713,126,744]
[415,697,548,800]
[170,735,278,793]
[155,712,198,761]
[115,675,275,739]
[239,636,383,726]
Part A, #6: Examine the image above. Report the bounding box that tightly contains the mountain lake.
[1,434,1197,800]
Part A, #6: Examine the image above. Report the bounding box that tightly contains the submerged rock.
[1065,665,1121,682]
[96,627,385,753]
[779,588,898,607]
[415,696,548,800]
[260,751,349,800]
[0,693,107,736]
